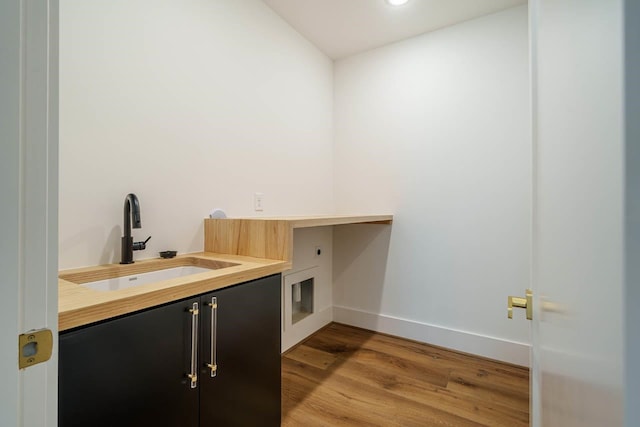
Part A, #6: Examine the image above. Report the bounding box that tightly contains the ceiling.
[262,0,527,59]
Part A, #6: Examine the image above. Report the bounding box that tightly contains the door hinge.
[18,328,53,369]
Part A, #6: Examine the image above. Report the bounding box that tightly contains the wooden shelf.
[204,214,393,262]
[237,215,393,228]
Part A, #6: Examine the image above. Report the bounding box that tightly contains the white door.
[0,1,59,426]
[530,0,634,425]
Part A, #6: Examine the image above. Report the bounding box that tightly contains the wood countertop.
[59,214,392,332]
[204,214,393,262]
[232,214,393,228]
[58,252,290,331]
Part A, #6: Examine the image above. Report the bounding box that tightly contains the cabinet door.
[199,274,281,427]
[59,298,200,427]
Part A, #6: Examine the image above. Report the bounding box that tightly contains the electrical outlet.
[254,193,264,211]
[314,245,322,257]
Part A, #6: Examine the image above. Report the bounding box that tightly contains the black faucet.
[120,193,151,264]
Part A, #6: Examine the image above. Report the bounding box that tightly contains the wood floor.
[281,323,529,427]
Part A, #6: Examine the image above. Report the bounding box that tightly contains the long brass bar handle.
[188,302,199,388]
[207,297,218,378]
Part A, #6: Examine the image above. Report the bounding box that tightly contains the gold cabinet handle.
[207,297,218,378]
[508,289,533,320]
[188,302,199,388]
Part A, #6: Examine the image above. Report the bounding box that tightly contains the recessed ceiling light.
[386,0,409,6]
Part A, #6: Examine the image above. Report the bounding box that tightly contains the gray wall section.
[625,1,640,426]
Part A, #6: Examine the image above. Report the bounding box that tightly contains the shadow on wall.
[59,225,122,268]
[332,223,393,319]
[99,225,122,265]
[190,221,204,254]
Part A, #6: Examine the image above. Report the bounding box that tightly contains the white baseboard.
[333,305,530,367]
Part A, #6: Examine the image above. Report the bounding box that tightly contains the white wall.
[333,6,530,365]
[59,0,334,269]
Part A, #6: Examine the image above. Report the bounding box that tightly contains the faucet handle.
[133,236,151,251]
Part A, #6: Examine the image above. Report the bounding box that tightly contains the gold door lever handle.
[508,289,532,320]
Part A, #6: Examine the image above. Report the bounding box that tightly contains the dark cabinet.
[59,274,281,427]
[58,295,199,427]
[199,275,281,426]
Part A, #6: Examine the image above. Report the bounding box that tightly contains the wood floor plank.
[330,355,527,426]
[446,369,529,416]
[341,346,451,388]
[283,358,482,427]
[285,344,338,370]
[282,323,530,427]
[315,323,527,376]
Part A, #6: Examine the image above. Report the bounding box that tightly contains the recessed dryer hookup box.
[291,278,314,324]
[282,266,319,333]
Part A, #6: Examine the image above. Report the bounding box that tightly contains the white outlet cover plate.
[254,193,264,211]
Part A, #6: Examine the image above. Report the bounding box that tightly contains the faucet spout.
[123,193,141,236]
[121,193,144,264]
